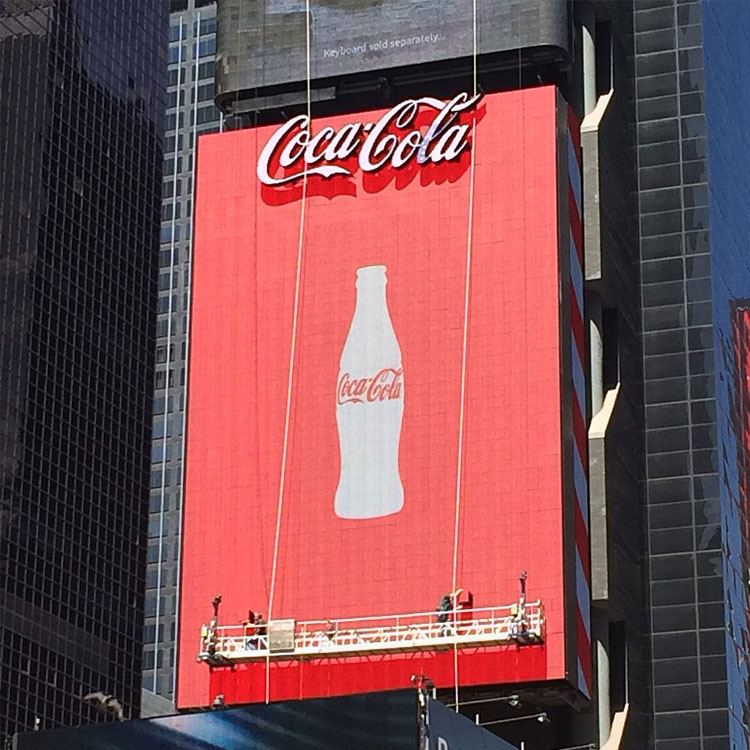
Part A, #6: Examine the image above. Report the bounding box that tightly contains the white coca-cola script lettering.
[257,92,482,186]
[337,368,404,405]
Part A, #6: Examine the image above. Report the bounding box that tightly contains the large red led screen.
[178,86,589,708]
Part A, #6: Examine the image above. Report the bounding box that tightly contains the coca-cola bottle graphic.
[335,265,404,519]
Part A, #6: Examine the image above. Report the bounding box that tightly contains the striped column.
[567,107,592,698]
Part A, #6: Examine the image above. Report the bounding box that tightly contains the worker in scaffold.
[241,611,267,651]
[436,594,453,637]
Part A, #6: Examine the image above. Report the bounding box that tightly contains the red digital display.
[178,86,586,708]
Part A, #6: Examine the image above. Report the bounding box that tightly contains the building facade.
[143,0,221,702]
[164,1,750,748]
[636,1,750,747]
[0,0,166,741]
[178,2,648,749]
[636,2,750,748]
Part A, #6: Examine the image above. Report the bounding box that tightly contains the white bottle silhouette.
[335,265,404,519]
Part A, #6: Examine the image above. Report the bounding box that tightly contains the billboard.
[13,692,524,750]
[179,86,589,709]
[427,699,519,750]
[14,691,414,750]
[215,0,569,101]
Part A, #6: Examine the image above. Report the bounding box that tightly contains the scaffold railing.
[197,602,545,665]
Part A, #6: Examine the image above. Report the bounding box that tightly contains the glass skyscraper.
[637,1,750,746]
[0,0,166,740]
[143,0,220,702]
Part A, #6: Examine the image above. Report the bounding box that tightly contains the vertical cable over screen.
[265,0,313,707]
[451,0,479,712]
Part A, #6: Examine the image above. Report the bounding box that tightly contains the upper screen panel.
[216,0,569,96]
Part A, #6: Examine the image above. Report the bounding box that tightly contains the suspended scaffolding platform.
[197,601,545,665]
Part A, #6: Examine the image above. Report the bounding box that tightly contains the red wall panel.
[178,87,571,708]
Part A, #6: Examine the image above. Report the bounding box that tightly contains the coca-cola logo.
[338,368,403,405]
[257,93,482,187]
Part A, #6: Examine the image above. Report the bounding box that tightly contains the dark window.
[168,45,186,65]
[198,60,215,80]
[169,23,186,42]
[603,308,619,390]
[159,248,180,268]
[194,17,217,36]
